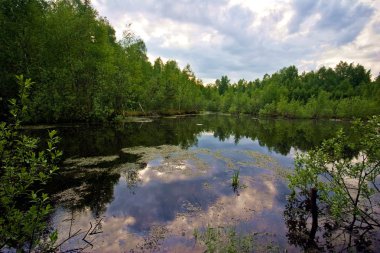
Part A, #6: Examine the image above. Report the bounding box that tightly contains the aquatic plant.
[193,228,200,241]
[231,170,240,190]
[194,225,254,253]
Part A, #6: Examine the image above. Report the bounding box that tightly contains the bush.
[0,76,61,251]
[289,115,380,224]
[258,102,277,117]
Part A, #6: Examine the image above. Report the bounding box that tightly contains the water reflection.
[52,172,290,252]
[31,115,351,158]
[39,115,368,252]
[284,192,380,252]
[51,171,120,217]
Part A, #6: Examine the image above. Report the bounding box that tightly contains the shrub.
[0,76,61,251]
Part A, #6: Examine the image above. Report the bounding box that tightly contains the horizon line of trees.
[1,0,379,123]
[0,0,204,123]
[205,62,380,119]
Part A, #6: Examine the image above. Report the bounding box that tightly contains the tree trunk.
[307,187,318,249]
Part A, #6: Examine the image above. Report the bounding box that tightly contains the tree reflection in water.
[284,191,378,252]
[29,115,372,251]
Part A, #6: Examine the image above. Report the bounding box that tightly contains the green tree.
[0,0,47,118]
[217,75,230,95]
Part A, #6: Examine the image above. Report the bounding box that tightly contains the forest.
[1,0,380,123]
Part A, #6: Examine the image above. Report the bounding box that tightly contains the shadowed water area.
[27,115,379,252]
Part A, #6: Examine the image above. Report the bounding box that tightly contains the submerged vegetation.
[1,0,379,123]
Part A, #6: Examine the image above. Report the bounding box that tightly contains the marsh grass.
[194,225,254,253]
[231,170,240,191]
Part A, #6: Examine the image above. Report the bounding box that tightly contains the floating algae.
[212,150,235,169]
[64,155,119,167]
[120,145,290,182]
[121,145,184,162]
[58,144,290,207]
[62,152,141,173]
[238,150,291,178]
[135,225,169,252]
[61,144,290,184]
[52,143,293,252]
[121,145,213,182]
[54,184,87,203]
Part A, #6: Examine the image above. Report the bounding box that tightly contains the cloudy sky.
[92,0,380,83]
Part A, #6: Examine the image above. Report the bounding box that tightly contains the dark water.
[28,115,379,252]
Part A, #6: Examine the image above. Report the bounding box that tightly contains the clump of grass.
[193,225,255,253]
[231,170,240,190]
[193,228,199,241]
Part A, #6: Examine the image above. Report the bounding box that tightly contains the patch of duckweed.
[121,145,290,181]
[122,145,182,161]
[239,150,291,178]
[134,225,169,252]
[54,184,87,203]
[212,150,235,169]
[63,155,119,167]
[179,200,203,216]
[122,145,212,177]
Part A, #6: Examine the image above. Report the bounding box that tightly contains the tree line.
[205,63,380,118]
[1,0,379,123]
[0,0,204,123]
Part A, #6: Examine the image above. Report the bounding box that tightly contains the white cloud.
[92,0,380,81]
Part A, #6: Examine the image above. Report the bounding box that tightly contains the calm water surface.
[29,115,379,252]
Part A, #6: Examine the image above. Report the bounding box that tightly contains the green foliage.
[0,76,61,251]
[0,0,378,121]
[288,116,380,223]
[0,0,47,117]
[1,0,205,122]
[258,102,277,117]
[216,75,230,95]
[206,63,379,119]
[231,170,240,190]
[194,226,254,253]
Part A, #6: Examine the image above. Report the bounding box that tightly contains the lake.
[29,115,379,252]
